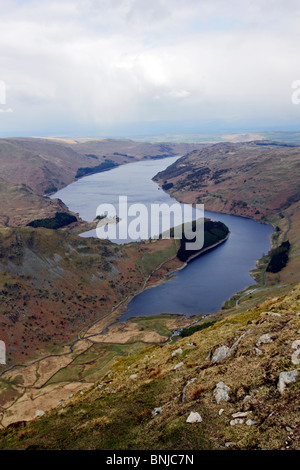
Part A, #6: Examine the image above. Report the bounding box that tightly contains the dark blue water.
[51,157,273,319]
[121,210,273,319]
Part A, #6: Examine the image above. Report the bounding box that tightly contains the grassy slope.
[0,283,299,450]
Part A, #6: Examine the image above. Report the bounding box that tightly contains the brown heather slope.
[0,282,299,450]
[154,140,300,285]
[0,227,181,368]
[0,138,94,195]
[7,137,204,196]
[0,179,72,227]
[0,137,207,227]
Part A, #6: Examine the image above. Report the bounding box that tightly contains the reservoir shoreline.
[51,156,273,320]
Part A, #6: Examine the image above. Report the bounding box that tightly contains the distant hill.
[0,137,207,227]
[154,140,300,285]
[154,140,300,220]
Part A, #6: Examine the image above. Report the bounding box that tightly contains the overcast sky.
[0,0,300,137]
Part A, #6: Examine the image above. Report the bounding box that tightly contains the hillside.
[0,227,184,368]
[0,137,207,228]
[154,140,300,286]
[0,283,299,450]
[0,138,299,450]
[0,179,72,227]
[154,141,300,220]
[0,219,232,427]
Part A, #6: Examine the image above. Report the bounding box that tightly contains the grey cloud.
[0,0,299,136]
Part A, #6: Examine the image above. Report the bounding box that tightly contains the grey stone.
[130,374,138,379]
[256,333,273,346]
[277,370,299,394]
[172,348,183,357]
[211,346,231,363]
[230,418,244,426]
[182,378,196,403]
[213,381,231,404]
[232,411,248,418]
[225,442,235,447]
[266,312,281,317]
[291,349,300,365]
[246,419,257,426]
[152,407,163,418]
[211,330,251,363]
[186,412,202,423]
[0,341,5,365]
[174,362,184,370]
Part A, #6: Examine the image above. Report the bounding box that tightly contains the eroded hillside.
[0,283,299,450]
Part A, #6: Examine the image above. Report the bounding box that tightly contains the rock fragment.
[172,348,183,357]
[186,412,202,423]
[225,442,235,447]
[246,419,257,426]
[213,382,231,404]
[277,370,299,394]
[230,418,244,426]
[211,346,231,363]
[232,411,248,418]
[291,341,300,365]
[256,333,273,346]
[174,362,184,370]
[152,407,163,418]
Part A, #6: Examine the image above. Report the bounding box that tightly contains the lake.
[51,156,273,318]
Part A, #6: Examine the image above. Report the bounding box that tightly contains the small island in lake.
[169,218,230,263]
